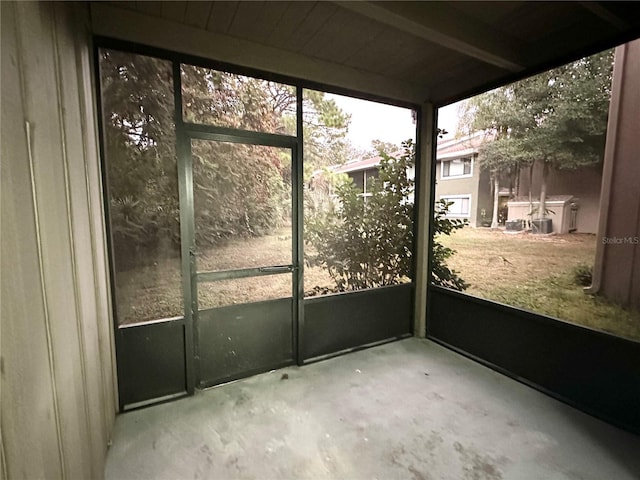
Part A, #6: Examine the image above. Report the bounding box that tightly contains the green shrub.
[573,263,593,287]
[305,140,467,293]
[432,199,468,290]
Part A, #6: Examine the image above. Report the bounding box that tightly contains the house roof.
[330,150,403,175]
[436,131,495,160]
[333,130,494,174]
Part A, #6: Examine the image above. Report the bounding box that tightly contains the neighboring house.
[437,131,604,233]
[330,154,385,200]
[327,132,495,226]
[333,130,603,234]
[325,149,416,202]
[434,131,498,227]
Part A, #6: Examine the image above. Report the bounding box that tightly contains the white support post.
[413,102,435,338]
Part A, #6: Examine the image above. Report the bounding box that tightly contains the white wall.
[1,2,116,478]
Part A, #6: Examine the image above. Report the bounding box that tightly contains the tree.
[461,49,614,223]
[301,90,351,180]
[100,50,180,266]
[370,139,400,156]
[181,65,294,244]
[100,51,350,263]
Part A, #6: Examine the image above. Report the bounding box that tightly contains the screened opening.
[303,90,417,296]
[197,276,292,310]
[98,40,420,399]
[432,46,640,342]
[191,140,293,270]
[99,49,300,326]
[99,49,182,326]
[191,138,295,311]
[181,65,296,136]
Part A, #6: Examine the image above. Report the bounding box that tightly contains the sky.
[437,102,464,139]
[326,93,416,151]
[328,93,464,150]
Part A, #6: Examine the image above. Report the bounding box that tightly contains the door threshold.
[122,391,189,412]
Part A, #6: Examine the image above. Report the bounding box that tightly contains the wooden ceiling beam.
[335,1,526,73]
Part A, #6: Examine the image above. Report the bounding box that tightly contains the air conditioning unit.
[505,219,523,231]
[532,218,552,234]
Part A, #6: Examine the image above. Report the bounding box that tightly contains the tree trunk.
[528,162,534,228]
[491,174,500,228]
[538,161,550,220]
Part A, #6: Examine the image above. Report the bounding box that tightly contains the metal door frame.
[96,37,417,407]
[174,67,303,389]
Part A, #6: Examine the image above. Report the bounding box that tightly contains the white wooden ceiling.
[91,1,640,106]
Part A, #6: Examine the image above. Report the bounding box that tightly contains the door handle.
[258,265,294,273]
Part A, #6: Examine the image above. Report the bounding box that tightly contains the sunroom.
[2,2,640,478]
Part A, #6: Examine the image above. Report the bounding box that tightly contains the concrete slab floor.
[105,338,640,480]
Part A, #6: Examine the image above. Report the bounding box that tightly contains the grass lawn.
[116,224,640,343]
[438,227,640,342]
[115,227,334,325]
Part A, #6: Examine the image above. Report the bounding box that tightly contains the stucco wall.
[1,2,116,478]
[435,155,490,227]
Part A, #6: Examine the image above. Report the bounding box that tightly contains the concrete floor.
[106,338,640,479]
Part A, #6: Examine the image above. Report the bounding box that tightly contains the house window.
[440,195,471,217]
[442,157,472,178]
[349,169,379,199]
[363,169,378,199]
[350,171,365,191]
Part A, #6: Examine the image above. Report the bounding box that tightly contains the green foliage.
[370,139,400,157]
[178,65,295,245]
[100,51,180,266]
[191,141,289,246]
[101,51,349,266]
[460,49,614,215]
[463,49,613,171]
[573,263,593,287]
[302,90,351,180]
[305,141,414,291]
[181,65,297,134]
[432,200,469,290]
[306,140,467,293]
